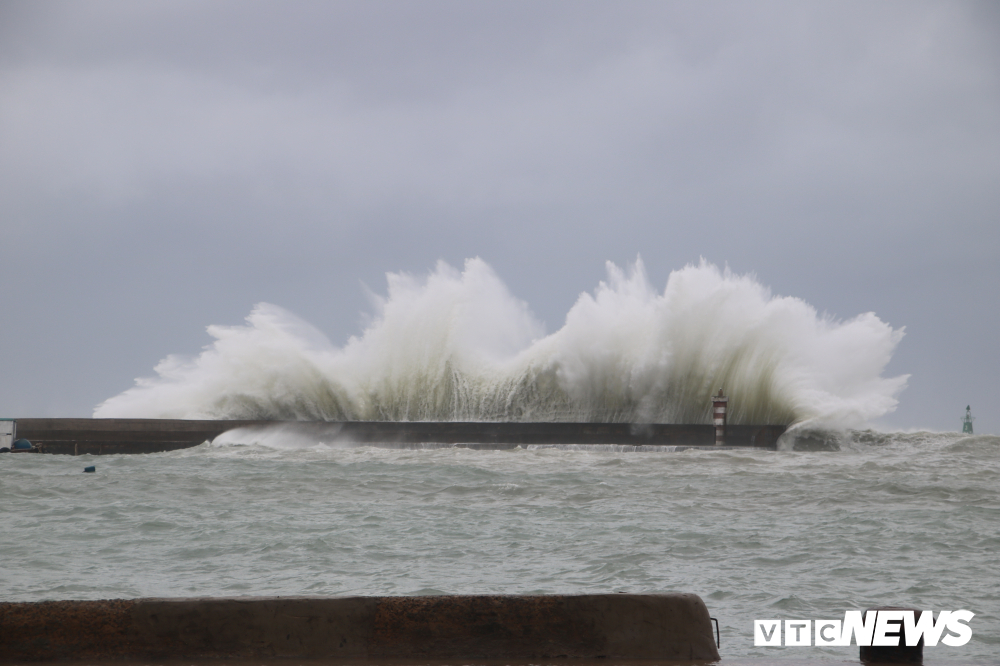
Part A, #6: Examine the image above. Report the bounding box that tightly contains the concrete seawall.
[13,419,786,454]
[0,594,720,662]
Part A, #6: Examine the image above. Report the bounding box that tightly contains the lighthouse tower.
[962,406,974,434]
[712,389,728,446]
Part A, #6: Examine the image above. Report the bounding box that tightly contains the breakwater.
[0,594,720,662]
[13,419,786,454]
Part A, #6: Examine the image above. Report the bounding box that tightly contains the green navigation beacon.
[962,405,974,434]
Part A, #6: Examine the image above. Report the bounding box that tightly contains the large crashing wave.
[94,258,907,427]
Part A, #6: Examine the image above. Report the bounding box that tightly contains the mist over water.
[96,259,907,427]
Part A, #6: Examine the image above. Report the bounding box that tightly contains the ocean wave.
[95,258,907,427]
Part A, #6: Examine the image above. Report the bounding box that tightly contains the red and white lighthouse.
[712,388,727,446]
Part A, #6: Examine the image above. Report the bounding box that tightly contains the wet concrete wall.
[0,594,720,662]
[15,418,262,455]
[14,419,784,454]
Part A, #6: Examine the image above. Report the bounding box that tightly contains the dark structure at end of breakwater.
[0,594,720,662]
[860,607,924,664]
[11,418,786,454]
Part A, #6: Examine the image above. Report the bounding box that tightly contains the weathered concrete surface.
[14,418,785,454]
[0,599,135,660]
[13,419,263,455]
[131,596,378,659]
[0,594,720,662]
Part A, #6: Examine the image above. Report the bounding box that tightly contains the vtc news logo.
[754,610,974,647]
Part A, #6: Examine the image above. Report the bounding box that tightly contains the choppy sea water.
[2,429,997,665]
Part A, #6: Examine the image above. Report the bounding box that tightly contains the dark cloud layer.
[1,0,998,430]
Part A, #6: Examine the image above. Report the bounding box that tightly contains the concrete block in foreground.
[0,594,720,662]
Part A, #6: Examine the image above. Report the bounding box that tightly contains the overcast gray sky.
[1,0,998,432]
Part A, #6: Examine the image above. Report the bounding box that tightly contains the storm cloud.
[1,0,997,430]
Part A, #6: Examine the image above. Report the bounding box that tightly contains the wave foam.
[95,258,907,427]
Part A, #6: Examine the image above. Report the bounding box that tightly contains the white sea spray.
[95,258,907,427]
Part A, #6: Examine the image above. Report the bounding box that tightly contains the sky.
[1,0,998,432]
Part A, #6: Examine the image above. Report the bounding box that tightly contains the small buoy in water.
[83,466,96,473]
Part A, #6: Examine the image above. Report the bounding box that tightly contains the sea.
[4,259,996,664]
[2,428,997,664]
